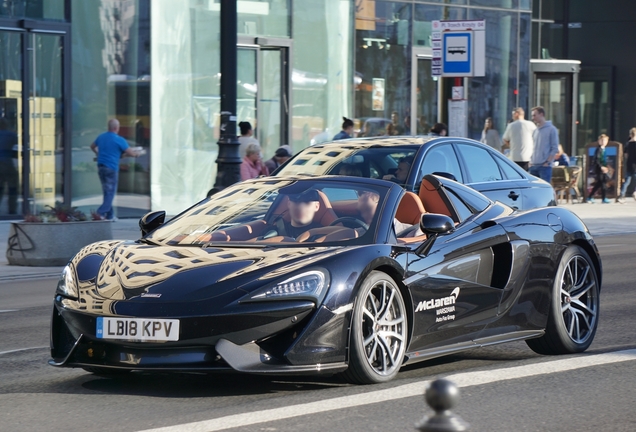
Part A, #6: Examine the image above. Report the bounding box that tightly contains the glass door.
[259,46,289,157]
[534,73,574,154]
[29,31,64,214]
[0,24,67,218]
[0,30,21,216]
[236,40,290,159]
[237,47,258,136]
[411,48,439,136]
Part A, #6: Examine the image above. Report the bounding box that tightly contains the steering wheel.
[329,217,369,230]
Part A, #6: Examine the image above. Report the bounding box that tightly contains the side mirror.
[139,210,166,236]
[420,213,455,236]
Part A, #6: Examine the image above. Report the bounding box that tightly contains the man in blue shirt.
[90,119,139,220]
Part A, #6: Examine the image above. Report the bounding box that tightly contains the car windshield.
[277,145,417,183]
[146,179,390,247]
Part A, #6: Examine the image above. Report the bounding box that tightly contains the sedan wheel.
[527,245,600,355]
[344,271,408,384]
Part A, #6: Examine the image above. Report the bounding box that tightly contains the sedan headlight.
[56,265,78,299]
[248,270,328,303]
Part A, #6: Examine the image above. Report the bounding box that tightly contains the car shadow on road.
[79,371,349,398]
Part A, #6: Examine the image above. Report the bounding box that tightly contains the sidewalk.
[0,218,140,282]
[1,202,634,282]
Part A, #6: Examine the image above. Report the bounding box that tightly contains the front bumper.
[49,299,348,374]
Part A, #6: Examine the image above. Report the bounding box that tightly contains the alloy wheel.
[560,255,599,344]
[360,279,407,376]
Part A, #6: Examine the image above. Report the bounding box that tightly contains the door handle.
[508,191,520,200]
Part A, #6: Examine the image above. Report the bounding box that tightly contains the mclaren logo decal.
[415,287,460,313]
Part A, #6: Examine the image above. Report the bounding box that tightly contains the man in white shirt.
[502,107,536,171]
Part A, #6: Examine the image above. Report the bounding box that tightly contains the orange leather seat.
[396,192,426,225]
[418,175,458,222]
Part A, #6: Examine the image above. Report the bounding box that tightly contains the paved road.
[1,235,635,432]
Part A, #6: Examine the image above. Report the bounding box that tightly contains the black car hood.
[75,241,345,302]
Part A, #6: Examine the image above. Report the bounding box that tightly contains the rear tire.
[343,271,408,384]
[526,245,600,355]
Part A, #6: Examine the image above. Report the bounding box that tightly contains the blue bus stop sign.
[443,32,472,75]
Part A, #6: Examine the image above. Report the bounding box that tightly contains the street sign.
[448,99,468,137]
[443,32,471,75]
[452,86,464,100]
[431,20,485,78]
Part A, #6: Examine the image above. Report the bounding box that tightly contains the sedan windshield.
[276,145,417,183]
[146,179,390,247]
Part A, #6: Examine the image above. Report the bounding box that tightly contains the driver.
[382,156,413,184]
[279,189,323,238]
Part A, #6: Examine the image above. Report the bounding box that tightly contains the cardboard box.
[31,134,56,152]
[29,97,57,136]
[0,80,22,98]
[33,172,56,207]
[31,154,55,174]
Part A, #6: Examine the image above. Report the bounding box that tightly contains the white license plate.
[96,317,180,342]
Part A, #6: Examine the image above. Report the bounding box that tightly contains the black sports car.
[274,136,557,209]
[50,174,601,384]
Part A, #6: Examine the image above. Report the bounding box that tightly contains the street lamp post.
[214,0,241,191]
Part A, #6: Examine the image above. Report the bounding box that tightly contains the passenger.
[356,190,422,237]
[338,163,362,177]
[357,191,380,225]
[382,156,413,184]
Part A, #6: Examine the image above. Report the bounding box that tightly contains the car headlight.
[56,265,78,299]
[248,270,328,303]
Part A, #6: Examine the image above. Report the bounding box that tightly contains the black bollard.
[415,378,470,431]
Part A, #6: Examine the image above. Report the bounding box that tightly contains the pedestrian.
[403,115,411,135]
[480,117,502,152]
[418,115,431,135]
[502,107,536,171]
[617,128,636,203]
[385,123,396,136]
[238,121,259,159]
[587,134,611,204]
[429,123,447,136]
[90,119,140,220]
[332,117,354,141]
[264,145,292,173]
[529,106,559,183]
[390,111,404,135]
[554,144,570,166]
[240,143,269,180]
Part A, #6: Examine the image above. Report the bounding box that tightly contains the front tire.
[344,271,408,384]
[527,245,600,355]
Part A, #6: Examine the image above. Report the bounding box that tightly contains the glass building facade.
[0,0,530,218]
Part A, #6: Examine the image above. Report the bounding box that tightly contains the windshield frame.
[145,177,394,248]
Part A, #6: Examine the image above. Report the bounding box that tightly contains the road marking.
[0,310,19,313]
[0,346,48,356]
[137,349,636,432]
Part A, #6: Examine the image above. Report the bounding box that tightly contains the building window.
[71,0,151,217]
[355,0,411,137]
